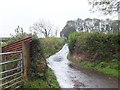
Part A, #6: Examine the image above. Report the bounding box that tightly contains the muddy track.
[47,44,119,88]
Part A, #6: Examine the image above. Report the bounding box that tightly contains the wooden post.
[22,41,30,80]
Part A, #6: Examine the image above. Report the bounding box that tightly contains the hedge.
[68,32,119,60]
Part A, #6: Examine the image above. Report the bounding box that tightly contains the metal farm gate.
[0,51,23,89]
[0,36,32,89]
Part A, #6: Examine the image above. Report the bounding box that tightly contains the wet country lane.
[47,44,118,88]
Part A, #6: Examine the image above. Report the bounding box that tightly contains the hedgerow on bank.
[68,32,119,60]
[24,37,65,88]
[68,32,119,77]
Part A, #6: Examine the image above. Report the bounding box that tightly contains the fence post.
[22,41,30,80]
[0,38,2,90]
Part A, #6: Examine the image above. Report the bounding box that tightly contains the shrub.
[68,32,82,54]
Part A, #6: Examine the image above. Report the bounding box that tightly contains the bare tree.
[30,19,54,37]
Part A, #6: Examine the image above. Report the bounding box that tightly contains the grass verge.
[68,54,120,78]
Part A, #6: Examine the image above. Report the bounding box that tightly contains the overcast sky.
[0,0,117,37]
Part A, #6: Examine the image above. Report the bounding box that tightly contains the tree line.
[60,18,119,38]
